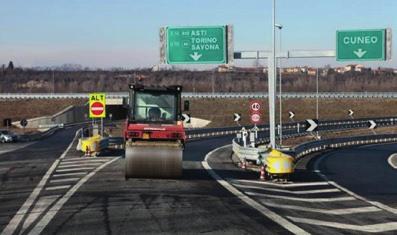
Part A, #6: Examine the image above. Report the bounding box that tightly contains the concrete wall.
[12,104,128,129]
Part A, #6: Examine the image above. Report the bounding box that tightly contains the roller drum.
[125,141,183,178]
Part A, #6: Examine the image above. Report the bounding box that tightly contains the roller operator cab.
[124,84,186,179]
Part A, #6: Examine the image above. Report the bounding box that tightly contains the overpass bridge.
[1,92,397,100]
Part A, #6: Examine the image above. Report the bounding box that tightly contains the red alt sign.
[91,102,104,116]
[249,100,263,124]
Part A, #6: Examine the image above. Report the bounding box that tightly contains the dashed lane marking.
[45,185,71,191]
[246,191,355,202]
[52,172,87,177]
[288,216,397,233]
[57,163,102,169]
[232,182,340,194]
[202,145,309,235]
[229,178,330,188]
[49,178,80,184]
[263,202,381,215]
[55,167,96,172]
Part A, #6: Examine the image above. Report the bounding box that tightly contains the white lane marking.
[45,185,71,191]
[55,167,96,172]
[1,130,79,235]
[19,195,60,234]
[232,182,340,194]
[263,202,381,215]
[57,163,101,169]
[288,216,397,233]
[229,178,329,188]
[246,191,355,202]
[28,157,120,235]
[201,145,309,235]
[314,153,397,215]
[387,153,397,169]
[61,157,113,162]
[50,178,80,184]
[52,172,87,177]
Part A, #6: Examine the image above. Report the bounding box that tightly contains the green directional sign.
[337,29,386,61]
[166,26,227,64]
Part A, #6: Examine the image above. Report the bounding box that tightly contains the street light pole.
[316,67,319,137]
[268,0,277,149]
[275,24,283,147]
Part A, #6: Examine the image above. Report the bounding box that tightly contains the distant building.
[335,67,345,74]
[307,68,317,76]
[217,64,234,72]
[284,67,301,74]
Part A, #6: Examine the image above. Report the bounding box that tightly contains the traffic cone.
[240,159,247,169]
[260,165,266,180]
[85,146,90,157]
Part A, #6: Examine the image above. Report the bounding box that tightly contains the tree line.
[0,67,396,93]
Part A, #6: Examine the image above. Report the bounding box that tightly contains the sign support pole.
[101,117,104,137]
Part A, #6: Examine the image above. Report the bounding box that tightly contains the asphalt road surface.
[0,131,290,235]
[315,143,397,210]
[3,128,397,235]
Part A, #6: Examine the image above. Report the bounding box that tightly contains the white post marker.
[250,131,255,147]
[242,128,248,147]
[253,125,259,139]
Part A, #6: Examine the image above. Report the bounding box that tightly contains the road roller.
[124,84,186,179]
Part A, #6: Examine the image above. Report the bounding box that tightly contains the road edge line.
[387,153,397,169]
[313,152,397,215]
[201,145,309,235]
[1,129,80,235]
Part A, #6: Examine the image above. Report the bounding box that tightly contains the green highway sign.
[166,26,227,64]
[337,29,387,61]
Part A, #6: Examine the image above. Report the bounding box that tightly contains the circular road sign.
[250,101,261,112]
[91,102,105,116]
[20,119,28,127]
[251,113,261,123]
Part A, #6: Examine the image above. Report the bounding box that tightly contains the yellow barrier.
[265,149,294,175]
[80,135,102,156]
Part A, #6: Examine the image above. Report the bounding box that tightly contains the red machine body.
[124,122,186,142]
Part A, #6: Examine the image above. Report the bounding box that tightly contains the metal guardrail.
[4,92,397,100]
[231,116,397,164]
[294,134,397,160]
[232,138,268,161]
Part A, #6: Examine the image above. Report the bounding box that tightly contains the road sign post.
[166,26,227,64]
[89,93,106,136]
[337,29,391,61]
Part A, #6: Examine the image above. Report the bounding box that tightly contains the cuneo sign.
[337,29,391,61]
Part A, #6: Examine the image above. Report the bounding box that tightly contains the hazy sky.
[0,0,396,68]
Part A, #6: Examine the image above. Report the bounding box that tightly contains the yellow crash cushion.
[265,149,294,174]
[80,135,102,153]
